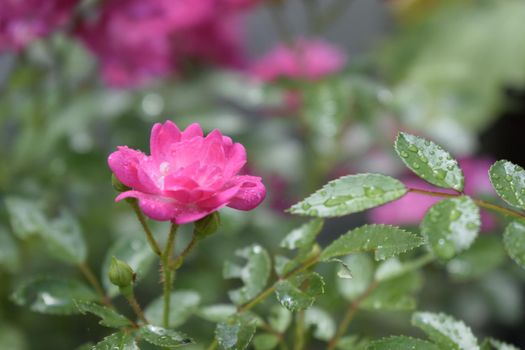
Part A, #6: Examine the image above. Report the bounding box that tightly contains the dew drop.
[412,163,421,169]
[408,145,418,152]
[324,195,353,207]
[466,222,478,230]
[400,151,409,158]
[301,203,311,211]
[364,186,385,197]
[450,209,461,221]
[435,169,447,180]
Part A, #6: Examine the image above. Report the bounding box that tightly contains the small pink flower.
[251,39,347,81]
[0,0,78,51]
[369,158,497,231]
[108,121,266,224]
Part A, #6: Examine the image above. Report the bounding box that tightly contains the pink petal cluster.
[108,121,266,224]
[0,0,78,51]
[369,158,497,231]
[251,39,347,81]
[77,0,254,87]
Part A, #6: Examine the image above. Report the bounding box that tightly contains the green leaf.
[336,253,374,300]
[279,219,323,275]
[275,272,325,311]
[5,197,47,239]
[489,160,525,210]
[421,196,480,260]
[447,236,505,280]
[503,221,525,269]
[320,224,424,261]
[395,132,464,191]
[11,277,97,315]
[140,325,194,348]
[198,304,237,323]
[0,226,20,273]
[481,338,519,350]
[369,336,440,350]
[102,234,156,297]
[362,271,422,310]
[92,332,138,350]
[224,244,271,305]
[336,336,369,350]
[268,305,292,333]
[288,174,407,218]
[253,334,279,350]
[412,312,479,350]
[304,307,335,341]
[144,290,201,328]
[39,210,87,265]
[74,300,131,328]
[216,314,257,350]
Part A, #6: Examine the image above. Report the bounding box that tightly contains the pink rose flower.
[0,0,78,51]
[369,158,497,231]
[251,39,347,81]
[108,121,266,224]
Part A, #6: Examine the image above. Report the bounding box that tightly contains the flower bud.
[108,256,134,288]
[112,174,130,192]
[194,212,220,240]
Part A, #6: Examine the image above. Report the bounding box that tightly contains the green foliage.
[395,132,464,191]
[279,219,323,275]
[39,210,87,265]
[335,336,369,350]
[223,244,271,305]
[411,312,479,350]
[198,304,237,323]
[503,221,525,269]
[139,325,194,348]
[446,236,505,280]
[336,253,374,300]
[267,305,292,333]
[253,334,279,350]
[489,160,525,210]
[74,300,132,328]
[481,338,520,350]
[0,226,20,273]
[215,314,257,350]
[145,290,201,328]
[362,272,422,311]
[288,174,407,218]
[320,224,424,261]
[5,197,46,239]
[102,234,156,297]
[275,272,325,311]
[304,307,336,341]
[369,336,440,350]
[11,277,97,315]
[92,332,138,350]
[420,196,480,260]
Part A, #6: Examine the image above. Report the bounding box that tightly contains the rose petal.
[227,175,266,210]
[150,121,181,160]
[108,146,153,191]
[181,123,203,140]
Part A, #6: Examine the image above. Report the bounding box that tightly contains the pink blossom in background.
[0,0,78,51]
[369,158,497,231]
[251,39,347,81]
[108,121,265,224]
[77,0,252,87]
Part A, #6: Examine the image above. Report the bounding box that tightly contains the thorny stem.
[408,187,525,220]
[294,311,306,350]
[169,233,199,270]
[78,262,111,307]
[327,281,380,350]
[162,223,178,328]
[129,200,162,256]
[125,291,148,324]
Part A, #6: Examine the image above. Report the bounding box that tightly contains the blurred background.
[1,0,525,348]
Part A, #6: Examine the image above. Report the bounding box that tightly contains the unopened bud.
[108,256,134,288]
[194,212,220,240]
[112,174,130,192]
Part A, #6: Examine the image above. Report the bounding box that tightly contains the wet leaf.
[198,304,237,323]
[216,314,257,350]
[336,253,374,300]
[369,336,439,350]
[11,277,97,315]
[320,224,423,261]
[503,221,525,270]
[102,234,156,297]
[268,305,292,333]
[362,272,422,310]
[279,219,323,275]
[304,307,335,341]
[275,272,325,311]
[481,338,519,350]
[75,300,131,328]
[5,197,47,239]
[140,325,194,348]
[144,290,200,328]
[489,160,525,210]
[395,132,464,191]
[92,332,138,350]
[412,312,479,350]
[288,174,407,218]
[39,210,87,265]
[224,244,271,305]
[421,196,480,260]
